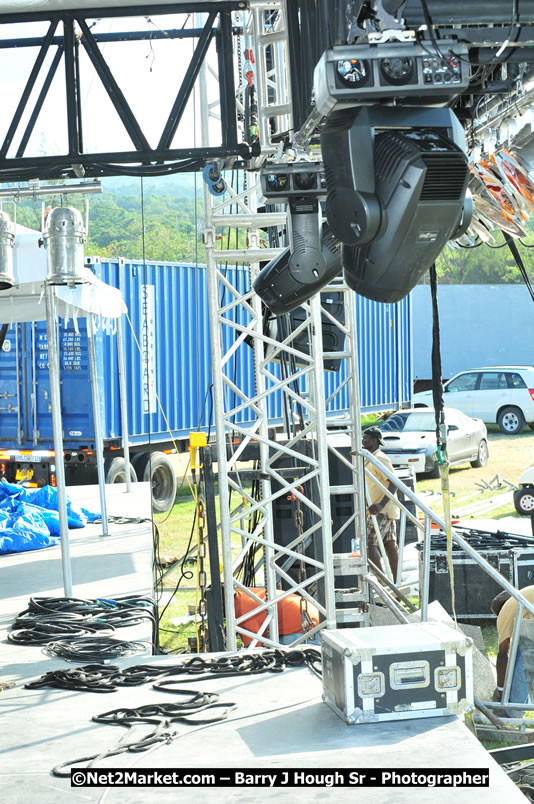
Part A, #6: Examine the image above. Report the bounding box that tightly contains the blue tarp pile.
[0,482,100,555]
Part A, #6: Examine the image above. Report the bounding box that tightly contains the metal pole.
[397,507,407,586]
[310,293,336,629]
[421,515,432,621]
[198,15,236,650]
[503,602,524,705]
[87,314,109,536]
[44,283,73,597]
[15,324,22,444]
[116,316,131,492]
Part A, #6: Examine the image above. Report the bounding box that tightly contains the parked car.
[374,407,489,477]
[413,366,534,435]
[513,463,534,515]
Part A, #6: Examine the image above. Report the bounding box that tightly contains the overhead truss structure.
[199,3,376,650]
[0,2,252,181]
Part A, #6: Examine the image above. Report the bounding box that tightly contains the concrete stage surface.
[0,484,526,804]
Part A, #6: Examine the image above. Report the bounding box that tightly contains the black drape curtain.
[286,0,365,130]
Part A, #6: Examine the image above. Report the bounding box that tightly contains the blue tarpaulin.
[0,482,100,554]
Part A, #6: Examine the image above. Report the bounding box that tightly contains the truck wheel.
[497,406,525,435]
[104,457,138,484]
[514,487,534,516]
[134,451,177,513]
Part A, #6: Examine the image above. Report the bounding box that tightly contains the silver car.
[376,407,489,477]
[413,366,534,435]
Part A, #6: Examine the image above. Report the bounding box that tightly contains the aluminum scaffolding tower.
[199,2,369,651]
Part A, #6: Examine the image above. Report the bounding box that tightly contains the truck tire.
[514,487,534,516]
[497,406,525,435]
[104,457,138,484]
[134,451,177,513]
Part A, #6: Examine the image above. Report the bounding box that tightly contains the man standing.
[362,426,400,580]
[491,586,534,708]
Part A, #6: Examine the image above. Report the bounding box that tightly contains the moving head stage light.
[321,106,471,303]
[254,162,342,315]
[253,221,341,315]
[313,41,470,118]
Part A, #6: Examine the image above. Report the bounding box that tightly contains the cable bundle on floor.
[25,647,323,692]
[9,595,156,647]
[43,636,148,662]
[155,647,323,682]
[52,690,236,777]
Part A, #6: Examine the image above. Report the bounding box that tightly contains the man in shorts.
[363,426,400,580]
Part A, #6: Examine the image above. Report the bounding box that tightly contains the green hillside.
[7,173,534,282]
[11,174,206,264]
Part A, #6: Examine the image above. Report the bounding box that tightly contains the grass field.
[155,426,534,655]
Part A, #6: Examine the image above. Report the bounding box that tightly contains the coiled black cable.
[43,637,148,661]
[25,648,323,692]
[9,595,156,646]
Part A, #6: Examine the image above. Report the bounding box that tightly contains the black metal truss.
[0,3,250,181]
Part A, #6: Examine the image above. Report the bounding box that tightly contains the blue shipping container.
[0,259,412,451]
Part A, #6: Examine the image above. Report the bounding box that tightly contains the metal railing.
[360,446,534,712]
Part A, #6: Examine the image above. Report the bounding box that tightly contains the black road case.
[417,527,534,618]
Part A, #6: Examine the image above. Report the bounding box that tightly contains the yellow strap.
[439,459,457,626]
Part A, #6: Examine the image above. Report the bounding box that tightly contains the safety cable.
[429,264,457,624]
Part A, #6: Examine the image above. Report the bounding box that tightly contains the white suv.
[413,366,534,435]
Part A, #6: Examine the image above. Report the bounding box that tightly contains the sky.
[0,9,226,162]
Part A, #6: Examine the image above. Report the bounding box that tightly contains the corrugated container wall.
[0,259,412,450]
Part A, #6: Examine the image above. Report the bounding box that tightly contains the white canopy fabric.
[1,272,126,324]
[1,224,126,324]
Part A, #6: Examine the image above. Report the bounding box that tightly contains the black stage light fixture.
[253,221,341,315]
[313,41,470,119]
[254,162,342,315]
[320,105,471,303]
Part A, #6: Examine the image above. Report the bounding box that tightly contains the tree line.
[9,175,534,283]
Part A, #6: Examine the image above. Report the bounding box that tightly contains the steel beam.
[0,5,244,181]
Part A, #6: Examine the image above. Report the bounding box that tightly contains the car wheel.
[497,406,525,435]
[514,487,534,516]
[471,439,489,468]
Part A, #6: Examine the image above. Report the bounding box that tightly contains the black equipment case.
[417,526,534,618]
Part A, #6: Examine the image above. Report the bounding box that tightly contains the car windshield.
[381,412,436,433]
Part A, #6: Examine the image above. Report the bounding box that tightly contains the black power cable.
[25,647,323,694]
[505,235,534,303]
[43,636,148,661]
[9,595,156,647]
[52,691,236,778]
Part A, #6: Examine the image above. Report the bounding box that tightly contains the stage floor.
[0,483,526,803]
[0,482,154,684]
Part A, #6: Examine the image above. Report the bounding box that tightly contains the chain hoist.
[196,498,208,652]
[189,432,209,653]
[288,487,313,633]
